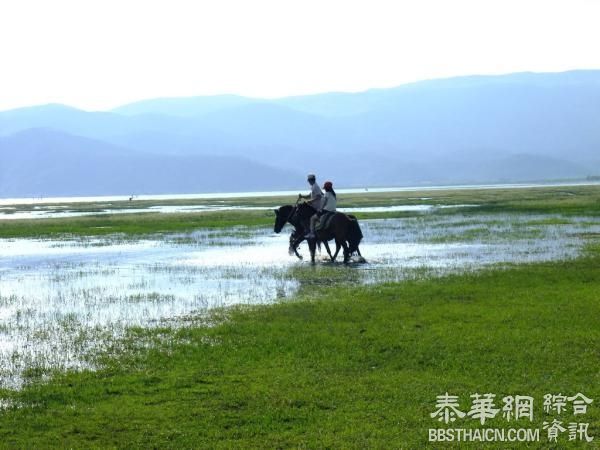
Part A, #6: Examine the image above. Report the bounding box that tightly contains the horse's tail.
[347,215,363,254]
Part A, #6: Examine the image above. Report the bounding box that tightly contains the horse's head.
[273,205,293,233]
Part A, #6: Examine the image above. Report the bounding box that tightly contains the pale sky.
[0,0,599,111]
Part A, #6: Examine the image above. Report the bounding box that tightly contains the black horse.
[273,204,334,260]
[289,203,363,264]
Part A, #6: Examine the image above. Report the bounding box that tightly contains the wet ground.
[0,203,477,220]
[1,213,599,388]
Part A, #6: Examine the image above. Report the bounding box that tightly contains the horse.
[273,205,335,260]
[290,202,363,264]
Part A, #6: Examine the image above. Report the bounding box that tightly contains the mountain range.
[1,70,599,197]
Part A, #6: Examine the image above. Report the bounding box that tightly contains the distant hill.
[0,129,301,197]
[112,94,256,117]
[1,70,599,196]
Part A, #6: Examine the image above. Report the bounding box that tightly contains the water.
[0,213,599,388]
[0,203,480,221]
[0,204,268,220]
[1,180,597,206]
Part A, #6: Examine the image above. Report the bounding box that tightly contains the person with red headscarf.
[321,181,337,213]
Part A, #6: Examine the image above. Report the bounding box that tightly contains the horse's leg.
[338,216,360,263]
[323,240,334,261]
[291,235,304,260]
[332,240,341,262]
[309,239,316,264]
[288,231,296,256]
[330,220,345,262]
[341,240,350,264]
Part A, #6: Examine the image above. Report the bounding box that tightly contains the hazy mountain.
[0,104,193,139]
[0,129,301,197]
[1,70,599,196]
[112,94,256,117]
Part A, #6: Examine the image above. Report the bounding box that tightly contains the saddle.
[315,211,336,232]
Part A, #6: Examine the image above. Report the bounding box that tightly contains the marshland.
[0,184,599,448]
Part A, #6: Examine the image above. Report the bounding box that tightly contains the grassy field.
[0,185,599,448]
[0,210,274,239]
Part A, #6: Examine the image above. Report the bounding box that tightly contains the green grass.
[0,245,598,448]
[0,210,274,239]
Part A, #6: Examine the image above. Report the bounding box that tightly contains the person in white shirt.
[298,174,323,239]
[298,173,323,209]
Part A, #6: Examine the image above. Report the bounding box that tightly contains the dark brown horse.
[273,205,334,260]
[290,203,363,264]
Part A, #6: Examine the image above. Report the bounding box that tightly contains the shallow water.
[0,203,476,220]
[0,213,599,388]
[1,180,597,206]
[0,204,269,220]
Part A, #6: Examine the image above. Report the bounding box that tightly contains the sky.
[1,0,599,111]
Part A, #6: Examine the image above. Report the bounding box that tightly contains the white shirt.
[322,191,337,212]
[310,183,323,209]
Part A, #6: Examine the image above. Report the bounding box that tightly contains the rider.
[298,173,323,239]
[306,180,337,239]
[321,181,337,213]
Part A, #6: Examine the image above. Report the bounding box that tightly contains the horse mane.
[278,204,294,216]
[297,202,317,214]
